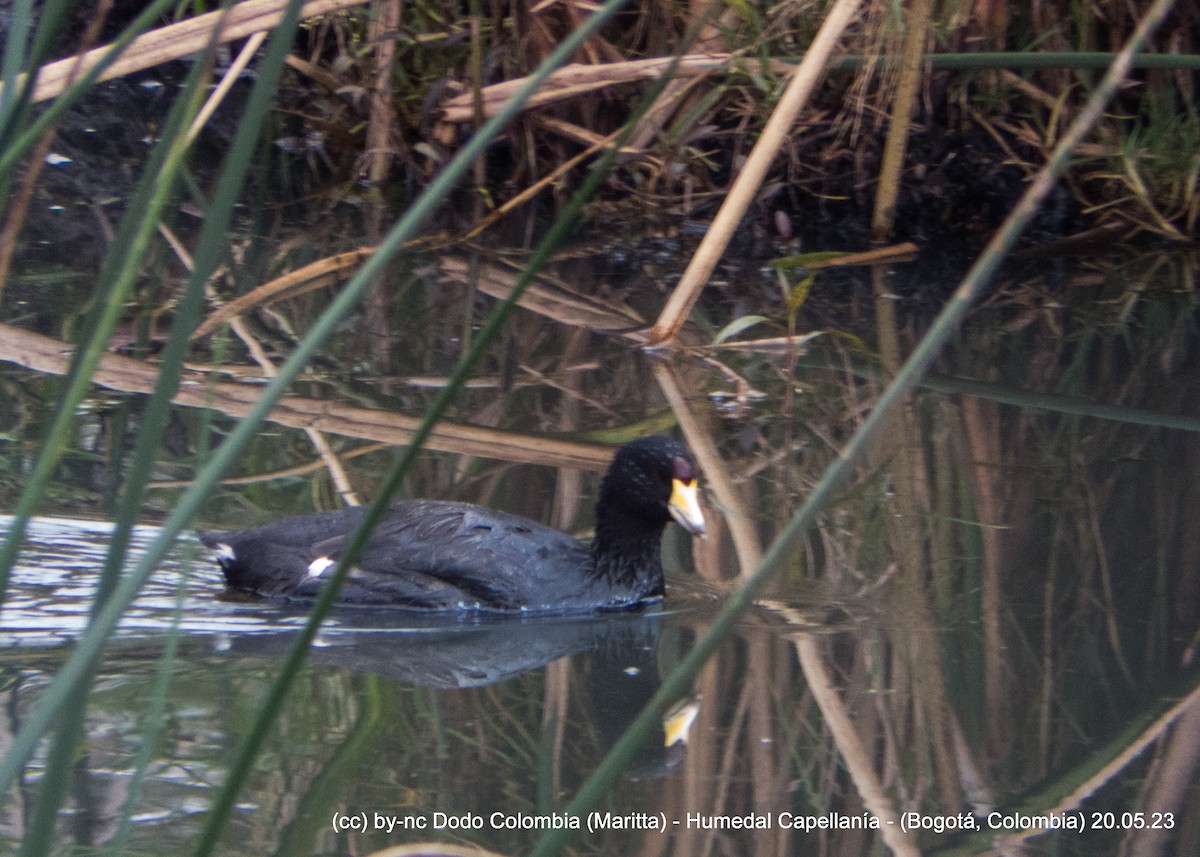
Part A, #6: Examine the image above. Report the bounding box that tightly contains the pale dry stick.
[1,321,614,470]
[14,0,370,103]
[803,242,918,270]
[437,256,643,331]
[701,669,756,857]
[159,223,362,506]
[187,31,268,144]
[958,396,1011,762]
[867,2,966,778]
[1000,69,1061,113]
[216,330,363,506]
[646,0,864,346]
[192,248,376,339]
[364,0,402,185]
[1120,692,1200,856]
[869,0,934,241]
[650,360,762,575]
[626,4,742,151]
[437,54,733,122]
[284,53,344,91]
[542,657,570,805]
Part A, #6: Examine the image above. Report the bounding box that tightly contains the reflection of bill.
[663,695,701,747]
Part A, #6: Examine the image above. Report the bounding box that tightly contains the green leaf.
[787,274,815,318]
[714,314,772,344]
[769,251,850,273]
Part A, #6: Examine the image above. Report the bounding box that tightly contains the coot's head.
[598,436,706,537]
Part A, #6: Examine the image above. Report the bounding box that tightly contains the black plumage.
[199,436,706,612]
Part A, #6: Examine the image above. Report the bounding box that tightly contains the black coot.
[200,436,706,612]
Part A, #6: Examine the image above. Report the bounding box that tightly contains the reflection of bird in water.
[201,436,705,612]
[584,623,702,779]
[220,611,664,690]
[663,695,702,747]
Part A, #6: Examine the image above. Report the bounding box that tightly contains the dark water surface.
[2,244,1199,856]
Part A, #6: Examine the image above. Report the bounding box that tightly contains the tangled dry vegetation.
[8,0,1200,250]
[266,0,1200,242]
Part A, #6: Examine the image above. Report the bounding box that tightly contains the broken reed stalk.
[650,360,763,575]
[645,0,865,348]
[187,31,267,144]
[191,248,376,338]
[12,0,370,103]
[0,322,615,470]
[870,0,934,242]
[436,55,732,122]
[365,0,402,185]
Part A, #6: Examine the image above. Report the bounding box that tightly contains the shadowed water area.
[2,230,1199,857]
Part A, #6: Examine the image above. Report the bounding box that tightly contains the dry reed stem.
[13,0,371,104]
[646,0,865,347]
[797,241,919,270]
[365,0,402,184]
[437,256,644,330]
[193,247,644,347]
[869,0,933,241]
[958,394,1011,760]
[698,332,823,354]
[0,322,614,471]
[650,359,763,576]
[282,53,343,91]
[627,6,743,151]
[149,442,389,489]
[1000,69,1061,112]
[437,54,733,123]
[223,307,362,506]
[187,32,268,144]
[192,248,376,339]
[871,260,961,803]
[1123,694,1200,855]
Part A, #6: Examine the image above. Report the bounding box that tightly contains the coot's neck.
[590,501,667,598]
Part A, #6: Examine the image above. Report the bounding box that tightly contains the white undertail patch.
[307,556,335,578]
[215,543,236,561]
